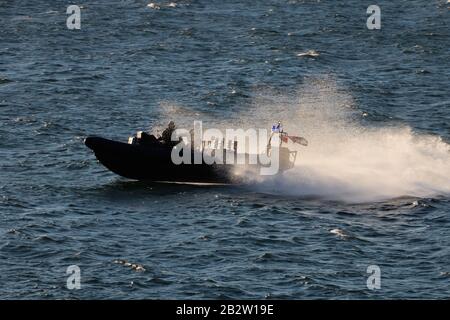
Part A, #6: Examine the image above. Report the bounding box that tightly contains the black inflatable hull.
[84,136,247,183]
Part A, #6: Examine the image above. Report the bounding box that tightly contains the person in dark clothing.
[161,121,176,144]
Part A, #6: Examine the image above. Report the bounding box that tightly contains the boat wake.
[254,126,450,203]
[245,78,450,203]
[157,76,450,203]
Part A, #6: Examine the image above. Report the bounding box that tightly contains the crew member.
[161,121,176,144]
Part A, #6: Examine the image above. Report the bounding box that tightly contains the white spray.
[248,77,450,202]
[156,76,450,202]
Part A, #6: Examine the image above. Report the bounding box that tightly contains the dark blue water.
[1,0,449,299]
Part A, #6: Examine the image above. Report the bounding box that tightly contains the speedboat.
[84,129,303,184]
